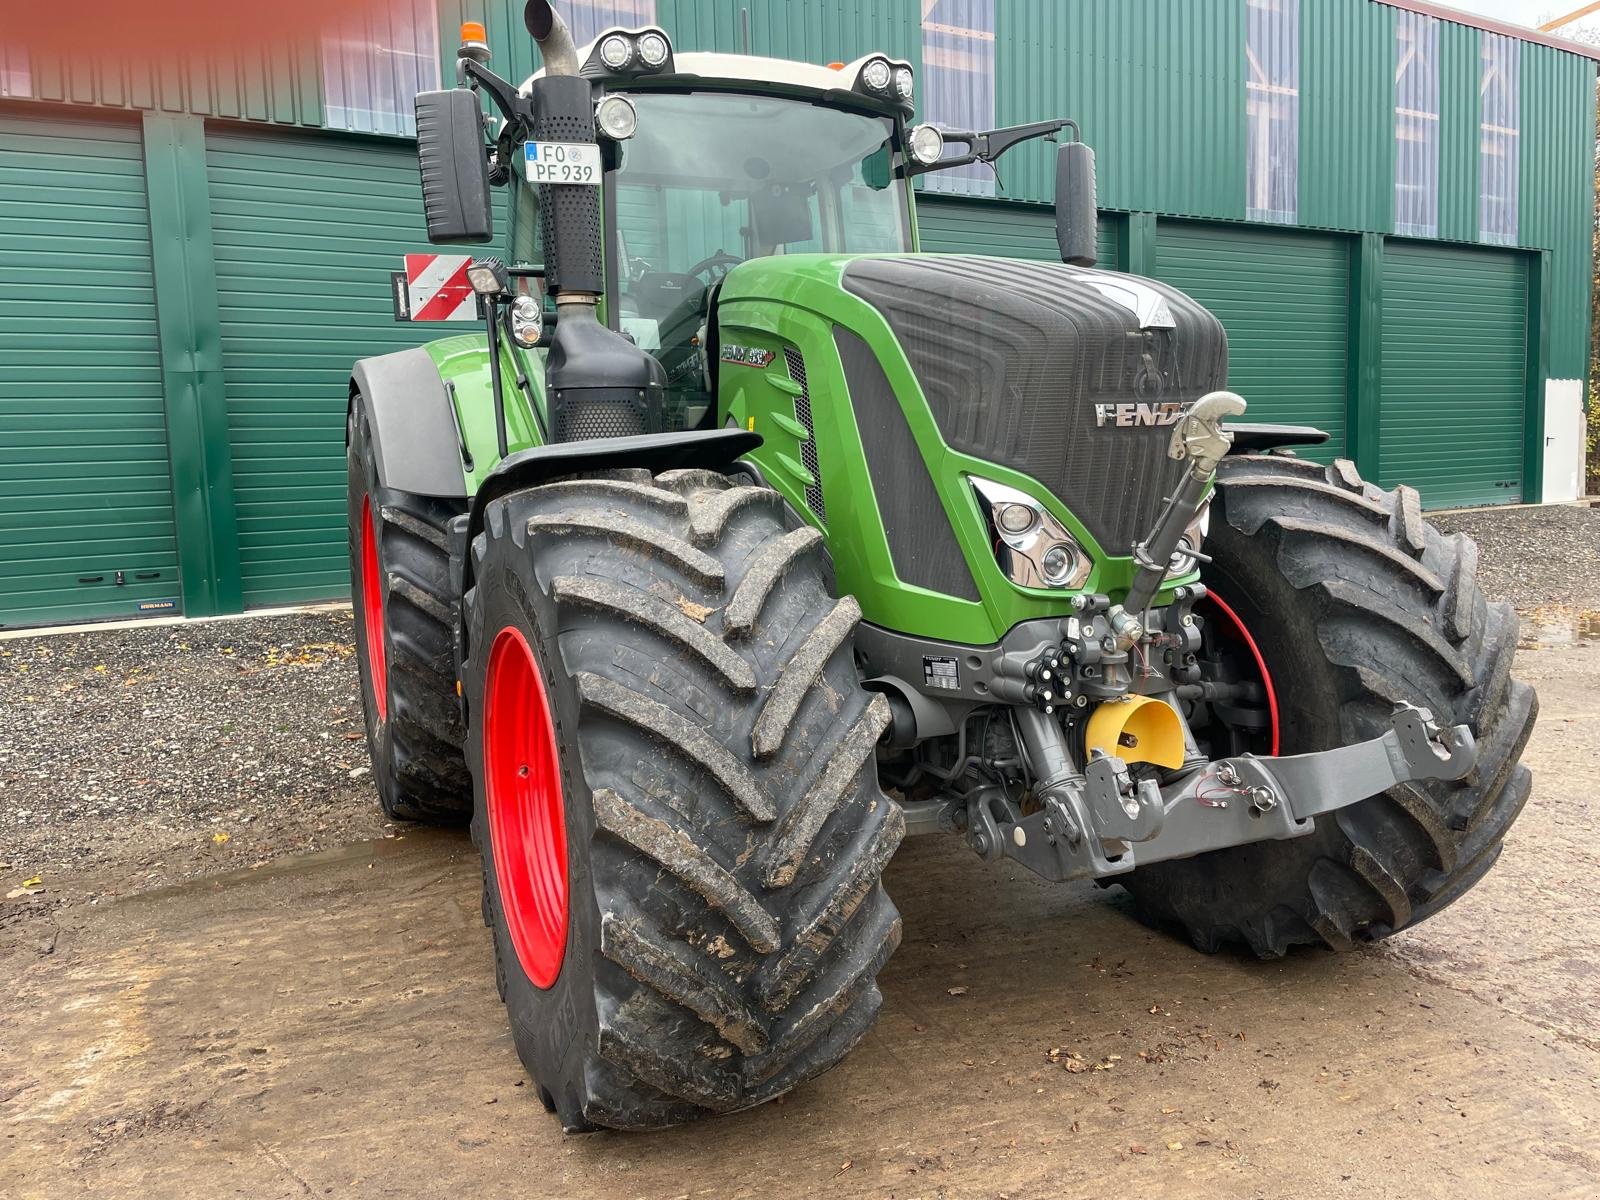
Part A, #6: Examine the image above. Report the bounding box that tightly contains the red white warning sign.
[400,253,478,322]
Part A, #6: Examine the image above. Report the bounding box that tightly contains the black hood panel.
[842,255,1227,556]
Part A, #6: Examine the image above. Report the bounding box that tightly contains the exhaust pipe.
[524,0,581,76]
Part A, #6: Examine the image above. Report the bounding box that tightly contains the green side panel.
[1437,21,1481,245]
[1379,242,1527,506]
[1521,45,1598,378]
[995,0,1246,219]
[206,128,435,606]
[1154,221,1350,459]
[916,196,1116,266]
[1299,0,1393,233]
[0,109,182,626]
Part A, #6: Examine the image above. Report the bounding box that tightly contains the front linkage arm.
[991,704,1477,883]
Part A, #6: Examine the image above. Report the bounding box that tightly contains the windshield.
[611,91,908,284]
[506,90,911,427]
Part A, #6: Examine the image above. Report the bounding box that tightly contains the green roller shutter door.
[917,196,1116,266]
[0,110,181,627]
[1379,243,1527,507]
[207,128,434,607]
[1154,221,1350,460]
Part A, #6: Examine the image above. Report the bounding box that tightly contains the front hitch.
[996,704,1476,883]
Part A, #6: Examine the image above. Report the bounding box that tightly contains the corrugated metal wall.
[1154,222,1350,459]
[995,0,1247,219]
[1522,42,1595,379]
[207,128,438,606]
[1380,242,1528,505]
[4,2,1593,264]
[1438,19,1481,244]
[918,196,1116,265]
[0,109,181,625]
[1299,0,1393,232]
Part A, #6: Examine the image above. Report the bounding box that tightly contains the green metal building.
[0,0,1594,626]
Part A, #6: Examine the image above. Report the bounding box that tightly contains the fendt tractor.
[346,0,1537,1131]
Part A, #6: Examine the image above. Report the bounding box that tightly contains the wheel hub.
[359,495,388,723]
[483,626,568,989]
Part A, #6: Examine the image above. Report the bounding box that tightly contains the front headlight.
[971,477,1093,591]
[595,93,637,140]
[908,123,944,166]
[508,295,543,347]
[860,57,893,93]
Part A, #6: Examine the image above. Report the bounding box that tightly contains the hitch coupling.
[997,703,1476,883]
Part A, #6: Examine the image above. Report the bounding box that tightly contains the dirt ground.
[1,635,1596,1198]
[3,504,1599,1198]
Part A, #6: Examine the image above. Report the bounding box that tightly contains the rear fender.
[349,347,469,498]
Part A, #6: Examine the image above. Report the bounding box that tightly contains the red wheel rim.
[483,626,568,988]
[360,495,388,723]
[1203,591,1281,756]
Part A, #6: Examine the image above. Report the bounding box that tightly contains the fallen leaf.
[947,986,968,997]
[22,875,41,888]
[676,596,716,622]
[212,832,231,845]
[1129,1143,1148,1155]
[1167,1141,1184,1151]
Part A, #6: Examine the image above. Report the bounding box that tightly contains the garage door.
[0,110,180,627]
[1155,221,1350,460]
[207,128,434,607]
[918,196,1116,267]
[1379,243,1527,507]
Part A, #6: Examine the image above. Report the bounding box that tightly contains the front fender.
[349,347,468,497]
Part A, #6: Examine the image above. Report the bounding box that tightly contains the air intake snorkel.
[524,0,665,441]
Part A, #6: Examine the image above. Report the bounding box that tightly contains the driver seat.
[630,272,707,325]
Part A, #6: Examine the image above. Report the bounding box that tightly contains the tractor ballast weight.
[344,0,1538,1133]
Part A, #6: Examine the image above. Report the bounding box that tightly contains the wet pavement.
[2,644,1597,1199]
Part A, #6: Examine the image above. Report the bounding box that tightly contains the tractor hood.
[718,253,1228,557]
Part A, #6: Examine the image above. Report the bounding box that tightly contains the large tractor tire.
[346,394,472,823]
[461,469,902,1131]
[1119,454,1536,957]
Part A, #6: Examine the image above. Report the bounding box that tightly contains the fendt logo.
[1094,401,1192,428]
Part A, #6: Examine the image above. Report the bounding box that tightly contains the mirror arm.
[460,57,535,140]
[906,118,1080,178]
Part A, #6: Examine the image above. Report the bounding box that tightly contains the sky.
[1444,0,1600,35]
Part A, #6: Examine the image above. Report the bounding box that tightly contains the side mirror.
[415,89,494,244]
[1054,141,1098,268]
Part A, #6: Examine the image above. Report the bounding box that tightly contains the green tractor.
[347,1,1536,1131]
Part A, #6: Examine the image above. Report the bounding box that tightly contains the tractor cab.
[506,52,919,421]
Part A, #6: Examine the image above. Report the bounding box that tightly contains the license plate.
[525,141,602,185]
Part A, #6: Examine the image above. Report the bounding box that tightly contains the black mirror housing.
[415,89,495,244]
[1054,140,1098,268]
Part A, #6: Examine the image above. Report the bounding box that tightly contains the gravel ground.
[1,500,1594,928]
[0,609,393,925]
[1433,501,1600,613]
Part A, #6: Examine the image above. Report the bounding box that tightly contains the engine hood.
[836,254,1228,555]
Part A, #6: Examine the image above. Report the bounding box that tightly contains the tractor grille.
[782,347,826,522]
[842,255,1228,556]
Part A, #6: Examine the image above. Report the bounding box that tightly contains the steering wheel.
[687,250,743,285]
